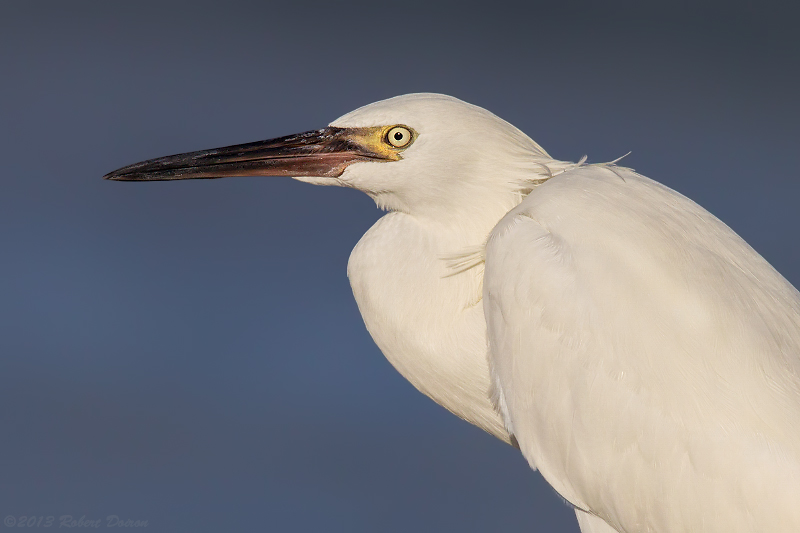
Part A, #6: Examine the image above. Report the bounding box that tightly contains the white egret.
[105,93,800,533]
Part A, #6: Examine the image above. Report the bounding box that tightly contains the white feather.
[332,94,800,532]
[485,165,800,532]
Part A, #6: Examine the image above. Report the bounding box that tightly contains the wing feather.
[484,165,800,532]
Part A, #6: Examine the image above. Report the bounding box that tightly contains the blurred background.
[1,1,798,531]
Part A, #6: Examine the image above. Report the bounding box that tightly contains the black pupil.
[393,131,404,141]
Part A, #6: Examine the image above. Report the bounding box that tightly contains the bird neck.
[347,156,577,442]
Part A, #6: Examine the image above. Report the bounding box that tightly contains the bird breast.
[347,211,509,441]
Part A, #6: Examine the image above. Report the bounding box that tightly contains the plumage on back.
[484,165,800,532]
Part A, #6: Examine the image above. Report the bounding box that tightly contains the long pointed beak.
[103,127,392,181]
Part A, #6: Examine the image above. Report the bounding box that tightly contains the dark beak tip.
[103,170,127,181]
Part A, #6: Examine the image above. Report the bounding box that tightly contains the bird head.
[105,93,556,219]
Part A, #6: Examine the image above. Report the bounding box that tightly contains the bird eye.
[386,126,413,148]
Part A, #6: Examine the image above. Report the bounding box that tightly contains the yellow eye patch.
[346,125,416,161]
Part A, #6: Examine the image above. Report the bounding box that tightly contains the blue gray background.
[1,1,798,531]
